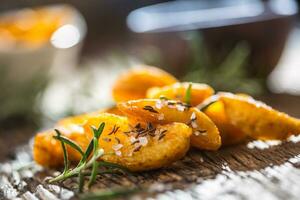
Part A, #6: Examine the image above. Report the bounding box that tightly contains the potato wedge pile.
[33,66,300,172]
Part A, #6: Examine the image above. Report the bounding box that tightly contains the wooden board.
[1,94,300,199]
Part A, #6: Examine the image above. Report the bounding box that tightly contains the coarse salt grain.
[115,151,122,156]
[130,136,136,143]
[139,137,148,146]
[190,112,196,120]
[158,113,164,120]
[112,144,123,151]
[191,121,198,128]
[176,105,185,112]
[155,101,163,109]
[194,131,200,136]
[194,130,207,136]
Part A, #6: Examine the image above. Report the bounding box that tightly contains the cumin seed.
[133,145,142,152]
[113,126,120,134]
[108,125,117,135]
[135,123,141,129]
[103,138,111,142]
[143,105,159,113]
[158,133,166,140]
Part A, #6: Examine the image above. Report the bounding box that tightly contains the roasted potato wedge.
[146,82,214,106]
[219,93,300,140]
[204,100,246,145]
[34,113,192,171]
[118,99,221,150]
[112,66,178,102]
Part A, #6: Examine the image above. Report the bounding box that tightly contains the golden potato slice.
[146,82,214,106]
[118,99,221,150]
[104,106,125,116]
[112,66,178,102]
[57,112,97,127]
[57,106,124,127]
[83,116,191,171]
[219,93,300,140]
[33,113,192,171]
[204,100,246,145]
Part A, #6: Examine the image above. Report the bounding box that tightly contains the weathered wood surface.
[1,94,300,200]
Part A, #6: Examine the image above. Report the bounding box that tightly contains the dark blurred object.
[127,0,298,81]
[0,4,86,122]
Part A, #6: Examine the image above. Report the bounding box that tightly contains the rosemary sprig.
[53,133,84,157]
[184,83,192,106]
[49,123,105,184]
[49,122,130,192]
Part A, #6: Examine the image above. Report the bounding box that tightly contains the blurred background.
[0,0,299,136]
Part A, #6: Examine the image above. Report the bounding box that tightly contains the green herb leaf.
[54,129,69,173]
[184,83,192,105]
[81,123,105,163]
[50,122,133,191]
[53,134,84,157]
[78,170,84,193]
[92,122,105,139]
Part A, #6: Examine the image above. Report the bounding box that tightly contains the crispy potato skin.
[146,82,214,106]
[112,66,178,102]
[220,93,300,140]
[118,99,221,150]
[204,101,246,145]
[33,113,191,171]
[57,106,124,127]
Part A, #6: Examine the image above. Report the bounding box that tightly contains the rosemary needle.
[184,83,192,106]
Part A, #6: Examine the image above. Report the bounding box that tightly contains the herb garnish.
[184,83,192,106]
[49,122,129,192]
